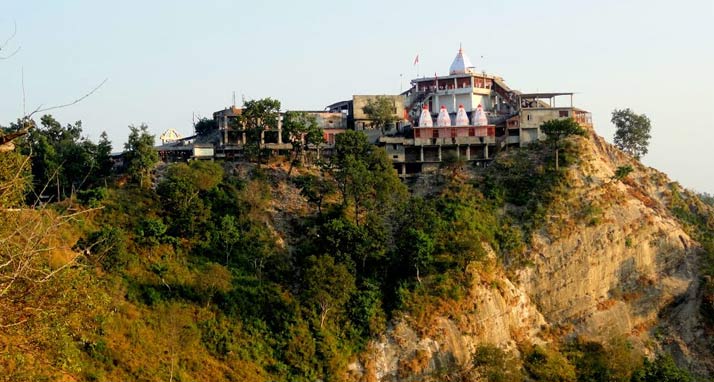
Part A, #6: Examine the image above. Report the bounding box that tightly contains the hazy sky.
[1,0,712,192]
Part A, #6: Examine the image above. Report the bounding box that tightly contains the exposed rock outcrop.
[357,130,712,380]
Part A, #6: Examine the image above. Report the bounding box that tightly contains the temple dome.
[449,46,476,75]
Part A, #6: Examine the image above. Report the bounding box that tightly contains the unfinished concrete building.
[153,45,591,171]
[378,46,592,175]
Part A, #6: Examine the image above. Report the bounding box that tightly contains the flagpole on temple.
[414,54,420,78]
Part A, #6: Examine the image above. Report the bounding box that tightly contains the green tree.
[630,353,693,382]
[21,115,99,201]
[302,255,355,328]
[472,344,524,382]
[94,131,114,181]
[540,118,586,170]
[330,130,406,224]
[613,165,634,181]
[401,228,435,284]
[124,124,158,188]
[293,174,335,214]
[524,345,576,382]
[194,117,217,136]
[157,161,223,236]
[242,98,281,164]
[612,108,651,160]
[76,226,130,271]
[215,214,241,265]
[282,111,324,175]
[362,96,400,132]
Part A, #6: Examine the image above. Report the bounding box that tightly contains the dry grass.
[397,349,431,379]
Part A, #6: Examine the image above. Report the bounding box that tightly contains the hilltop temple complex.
[155,46,592,174]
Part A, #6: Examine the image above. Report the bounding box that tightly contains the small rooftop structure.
[520,92,575,108]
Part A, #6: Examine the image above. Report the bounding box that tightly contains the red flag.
[413,54,419,66]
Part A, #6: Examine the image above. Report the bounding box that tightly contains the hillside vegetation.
[0,117,712,381]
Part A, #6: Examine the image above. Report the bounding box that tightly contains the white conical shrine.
[160,128,183,144]
[436,105,452,127]
[471,104,488,126]
[449,45,476,75]
[418,104,433,127]
[455,104,469,126]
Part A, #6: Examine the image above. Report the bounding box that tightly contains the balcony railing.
[574,112,592,126]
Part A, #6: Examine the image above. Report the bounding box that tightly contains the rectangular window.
[559,110,569,117]
[469,128,475,136]
[415,129,420,138]
[527,114,531,121]
[433,129,439,138]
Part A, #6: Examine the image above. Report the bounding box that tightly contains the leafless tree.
[0,21,107,327]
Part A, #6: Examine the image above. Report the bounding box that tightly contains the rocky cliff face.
[351,256,546,382]
[355,131,712,381]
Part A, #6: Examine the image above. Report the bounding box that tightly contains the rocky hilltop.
[351,129,713,381]
[2,125,712,382]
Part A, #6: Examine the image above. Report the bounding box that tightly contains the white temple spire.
[418,104,433,127]
[471,104,488,126]
[449,45,476,75]
[436,105,452,127]
[455,104,469,126]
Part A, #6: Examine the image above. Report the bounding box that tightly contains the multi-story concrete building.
[153,45,591,171]
[379,46,592,175]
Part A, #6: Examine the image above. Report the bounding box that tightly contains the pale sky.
[1,0,712,192]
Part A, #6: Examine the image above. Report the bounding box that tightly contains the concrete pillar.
[260,130,265,146]
[470,76,474,89]
[484,144,489,159]
[242,131,246,144]
[223,116,228,145]
[466,145,471,160]
[434,95,439,113]
[438,145,442,161]
[420,146,424,162]
[401,163,406,176]
[456,145,460,158]
[277,115,283,144]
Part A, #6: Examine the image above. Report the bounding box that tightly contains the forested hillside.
[0,115,711,381]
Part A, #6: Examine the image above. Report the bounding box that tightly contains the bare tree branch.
[0,20,20,60]
[0,20,17,50]
[25,78,108,120]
